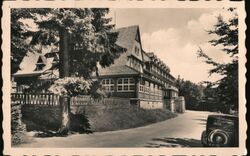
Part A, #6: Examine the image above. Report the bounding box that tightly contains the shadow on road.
[194,118,207,122]
[145,137,202,147]
[193,118,207,125]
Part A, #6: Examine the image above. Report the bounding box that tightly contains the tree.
[11,9,50,74]
[11,8,123,76]
[197,8,238,113]
[11,8,123,134]
[176,76,204,110]
[70,8,124,78]
[199,81,218,112]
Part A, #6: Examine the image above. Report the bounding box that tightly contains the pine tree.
[11,8,123,76]
[69,8,124,78]
[11,8,123,90]
[197,8,238,113]
[11,9,50,74]
[11,8,123,133]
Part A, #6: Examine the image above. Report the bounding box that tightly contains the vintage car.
[201,114,239,147]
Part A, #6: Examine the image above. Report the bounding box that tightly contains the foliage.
[26,8,123,78]
[176,77,204,110]
[199,82,218,111]
[70,113,92,134]
[197,8,238,113]
[48,77,90,97]
[11,8,123,98]
[22,79,55,94]
[88,80,106,100]
[68,8,124,78]
[11,9,50,74]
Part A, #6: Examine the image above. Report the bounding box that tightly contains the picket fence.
[11,93,91,106]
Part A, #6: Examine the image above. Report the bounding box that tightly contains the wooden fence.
[11,93,93,106]
[70,96,91,106]
[11,93,60,106]
[11,93,130,107]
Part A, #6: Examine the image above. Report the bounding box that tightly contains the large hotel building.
[97,25,179,109]
[13,25,183,111]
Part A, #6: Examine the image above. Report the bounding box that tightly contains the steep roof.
[13,51,58,78]
[115,25,139,53]
[142,50,151,62]
[99,65,140,76]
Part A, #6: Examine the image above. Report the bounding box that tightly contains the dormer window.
[35,55,46,71]
[134,46,140,55]
[36,64,44,71]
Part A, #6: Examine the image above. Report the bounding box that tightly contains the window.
[35,56,46,71]
[165,90,170,97]
[35,64,44,71]
[139,80,145,92]
[130,57,142,72]
[134,46,140,55]
[154,84,158,95]
[101,79,114,92]
[117,78,135,92]
[144,81,150,93]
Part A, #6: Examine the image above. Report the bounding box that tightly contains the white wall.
[140,100,163,109]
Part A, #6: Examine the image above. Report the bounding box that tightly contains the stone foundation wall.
[174,96,185,113]
[71,97,131,117]
[21,105,62,131]
[164,97,185,113]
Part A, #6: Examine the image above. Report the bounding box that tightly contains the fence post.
[58,95,71,135]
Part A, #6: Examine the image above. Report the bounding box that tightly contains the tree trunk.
[59,29,70,78]
[58,96,70,135]
[58,28,71,134]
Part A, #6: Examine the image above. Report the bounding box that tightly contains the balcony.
[144,67,174,83]
[164,85,178,92]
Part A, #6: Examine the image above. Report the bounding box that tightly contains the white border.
[2,1,246,155]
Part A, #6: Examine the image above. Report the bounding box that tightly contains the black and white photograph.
[2,1,246,155]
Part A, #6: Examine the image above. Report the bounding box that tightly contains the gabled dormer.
[131,27,143,61]
[111,25,144,69]
[35,55,46,71]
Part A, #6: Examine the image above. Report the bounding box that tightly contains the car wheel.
[208,129,229,146]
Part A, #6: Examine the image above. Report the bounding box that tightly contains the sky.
[109,8,235,83]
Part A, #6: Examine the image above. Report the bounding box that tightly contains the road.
[17,110,216,147]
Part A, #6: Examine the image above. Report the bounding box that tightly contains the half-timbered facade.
[96,25,179,109]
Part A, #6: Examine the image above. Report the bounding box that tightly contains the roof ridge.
[115,25,139,30]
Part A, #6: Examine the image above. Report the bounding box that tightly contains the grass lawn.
[88,105,177,132]
[12,105,177,146]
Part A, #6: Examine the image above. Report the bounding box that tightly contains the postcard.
[2,0,246,155]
